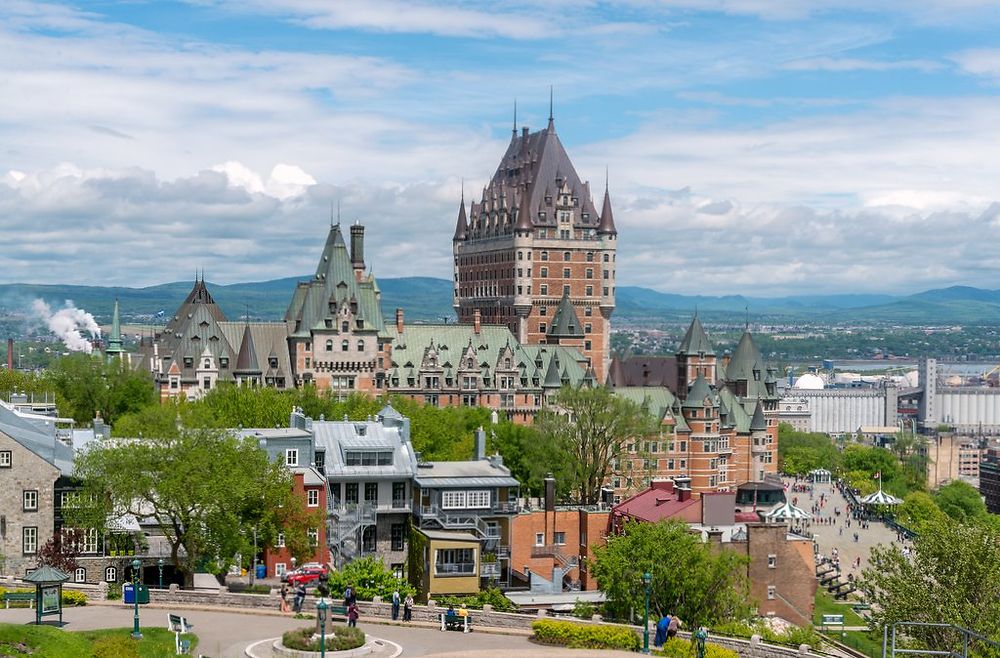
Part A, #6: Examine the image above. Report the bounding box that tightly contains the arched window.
[74,568,86,583]
[342,340,349,352]
[357,339,364,352]
[325,340,333,351]
[105,566,117,582]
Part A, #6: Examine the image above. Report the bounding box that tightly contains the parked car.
[280,562,326,582]
[285,564,329,586]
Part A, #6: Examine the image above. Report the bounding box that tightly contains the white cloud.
[782,57,943,72]
[952,48,1000,81]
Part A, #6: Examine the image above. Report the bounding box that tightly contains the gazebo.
[763,501,812,521]
[22,565,70,626]
[808,468,832,483]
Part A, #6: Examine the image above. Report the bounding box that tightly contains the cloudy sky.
[3,0,1000,296]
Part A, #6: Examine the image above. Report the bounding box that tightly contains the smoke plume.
[31,299,101,353]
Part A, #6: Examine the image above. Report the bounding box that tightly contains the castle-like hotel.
[135,112,778,496]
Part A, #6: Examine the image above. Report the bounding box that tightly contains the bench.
[327,605,348,618]
[440,612,471,633]
[168,613,193,633]
[852,603,872,614]
[3,592,34,609]
[175,631,191,655]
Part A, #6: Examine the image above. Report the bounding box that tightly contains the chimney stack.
[6,338,12,370]
[474,426,486,461]
[395,308,404,334]
[473,309,481,334]
[350,223,365,277]
[544,473,556,512]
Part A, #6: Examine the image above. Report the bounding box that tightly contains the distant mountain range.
[3,277,1000,327]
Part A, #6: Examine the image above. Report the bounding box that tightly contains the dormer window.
[183,357,193,368]
[268,357,278,368]
[220,357,229,368]
[341,321,349,333]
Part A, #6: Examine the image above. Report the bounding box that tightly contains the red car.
[285,565,329,586]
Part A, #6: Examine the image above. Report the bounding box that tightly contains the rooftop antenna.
[605,165,609,193]
[513,99,517,135]
[549,85,553,122]
[337,198,341,226]
[745,305,750,330]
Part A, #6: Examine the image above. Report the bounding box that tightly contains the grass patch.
[282,625,364,652]
[0,624,196,658]
[813,589,866,627]
[836,630,883,658]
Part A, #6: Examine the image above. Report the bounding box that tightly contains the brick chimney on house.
[473,309,481,334]
[674,475,692,502]
[395,308,404,334]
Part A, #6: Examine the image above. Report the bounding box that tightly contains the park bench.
[3,592,34,608]
[440,612,472,633]
[174,630,191,655]
[168,613,193,633]
[852,603,872,614]
[328,604,348,618]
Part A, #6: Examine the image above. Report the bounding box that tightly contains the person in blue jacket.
[655,614,672,647]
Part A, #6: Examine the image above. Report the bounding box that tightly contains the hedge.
[0,587,87,607]
[654,637,739,658]
[532,619,640,651]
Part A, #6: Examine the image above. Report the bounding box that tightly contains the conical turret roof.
[543,355,562,388]
[750,399,768,432]
[682,374,716,409]
[453,196,468,241]
[677,313,714,356]
[547,291,584,339]
[234,323,260,373]
[598,186,617,235]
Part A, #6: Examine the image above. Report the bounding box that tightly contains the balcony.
[480,562,501,578]
[435,562,476,576]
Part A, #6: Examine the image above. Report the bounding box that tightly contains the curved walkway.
[0,602,618,657]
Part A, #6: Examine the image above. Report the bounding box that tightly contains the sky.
[2,0,1000,297]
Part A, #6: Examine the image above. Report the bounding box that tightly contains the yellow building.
[411,528,481,598]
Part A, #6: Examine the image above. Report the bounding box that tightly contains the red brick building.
[509,506,610,592]
[263,467,329,579]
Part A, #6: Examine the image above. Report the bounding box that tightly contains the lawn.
[813,589,867,627]
[0,623,196,657]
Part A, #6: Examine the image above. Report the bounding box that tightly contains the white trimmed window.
[441,491,466,509]
[277,532,285,548]
[74,568,86,583]
[285,449,298,467]
[767,585,776,600]
[275,563,287,577]
[466,490,490,509]
[308,528,319,546]
[23,490,38,511]
[307,489,319,507]
[535,533,544,546]
[22,527,37,554]
[0,450,10,468]
[768,555,777,569]
[105,566,117,582]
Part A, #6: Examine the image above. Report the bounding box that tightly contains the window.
[326,339,333,351]
[563,251,571,261]
[308,528,319,546]
[105,566,118,582]
[392,481,406,508]
[277,532,286,547]
[435,548,475,575]
[22,527,37,554]
[0,451,10,468]
[603,253,610,262]
[23,490,38,512]
[584,323,592,334]
[466,490,490,509]
[357,339,364,351]
[220,357,229,368]
[315,450,325,471]
[74,568,86,583]
[561,267,570,278]
[285,449,298,467]
[183,356,193,368]
[768,554,777,569]
[341,321,349,333]
[307,489,319,507]
[365,482,378,504]
[586,268,593,279]
[540,267,548,277]
[540,284,548,295]
[535,532,544,546]
[275,563,287,578]
[541,251,548,261]
[554,532,566,545]
[342,340,349,352]
[767,585,776,600]
[441,491,466,509]
[563,285,570,295]
[539,323,546,333]
[539,306,547,316]
[362,526,376,553]
[345,483,359,504]
[391,523,405,551]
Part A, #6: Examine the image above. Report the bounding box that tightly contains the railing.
[531,545,579,568]
[480,562,501,578]
[492,502,518,513]
[435,563,475,575]
[475,517,500,539]
[328,503,377,525]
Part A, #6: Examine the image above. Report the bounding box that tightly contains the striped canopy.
[860,488,902,506]
[763,501,811,520]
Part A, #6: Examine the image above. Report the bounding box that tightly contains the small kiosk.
[22,565,70,626]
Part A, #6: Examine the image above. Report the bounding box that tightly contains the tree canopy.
[591,520,754,627]
[71,429,321,585]
[933,481,989,524]
[533,386,654,505]
[777,423,841,475]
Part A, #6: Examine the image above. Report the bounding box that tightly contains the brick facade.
[509,507,610,591]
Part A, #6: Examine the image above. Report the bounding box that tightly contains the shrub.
[711,620,823,650]
[532,619,640,651]
[62,589,89,606]
[654,637,739,658]
[282,625,365,652]
[436,586,517,612]
[106,583,122,600]
[327,556,415,602]
[92,634,140,658]
[572,598,599,619]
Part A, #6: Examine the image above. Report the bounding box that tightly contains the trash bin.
[256,565,266,580]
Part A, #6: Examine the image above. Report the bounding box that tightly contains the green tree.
[489,420,575,497]
[896,491,946,534]
[534,386,653,505]
[933,481,988,524]
[863,519,1000,652]
[776,423,841,475]
[47,353,155,424]
[591,520,754,627]
[71,429,308,587]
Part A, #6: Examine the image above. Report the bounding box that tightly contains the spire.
[547,85,554,131]
[682,374,716,409]
[598,178,617,235]
[106,297,123,359]
[677,312,714,356]
[453,188,468,241]
[543,355,562,388]
[514,188,533,232]
[513,99,517,136]
[234,322,260,374]
[750,399,768,432]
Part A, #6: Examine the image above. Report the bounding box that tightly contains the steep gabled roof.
[543,354,563,388]
[682,374,716,409]
[547,292,584,339]
[234,323,260,373]
[453,196,468,241]
[677,313,714,356]
[750,400,768,432]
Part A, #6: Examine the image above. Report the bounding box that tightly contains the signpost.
[822,614,845,638]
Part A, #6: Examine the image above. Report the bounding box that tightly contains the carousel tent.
[763,501,812,520]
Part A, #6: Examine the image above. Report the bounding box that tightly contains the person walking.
[344,584,357,607]
[279,582,290,613]
[391,589,400,621]
[403,594,413,622]
[347,602,360,628]
[293,582,306,613]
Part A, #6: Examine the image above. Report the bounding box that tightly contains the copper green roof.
[613,386,678,422]
[750,400,768,432]
[543,354,562,388]
[22,565,70,584]
[547,291,584,339]
[725,330,769,399]
[677,313,714,356]
[682,374,716,409]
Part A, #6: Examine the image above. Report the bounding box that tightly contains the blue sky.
[2,0,1000,296]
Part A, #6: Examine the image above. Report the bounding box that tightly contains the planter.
[272,634,385,658]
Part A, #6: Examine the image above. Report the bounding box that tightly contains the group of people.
[278,581,415,626]
[653,614,681,647]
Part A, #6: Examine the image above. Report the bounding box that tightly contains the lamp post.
[157,558,164,589]
[642,571,652,654]
[131,558,142,639]
[316,599,328,658]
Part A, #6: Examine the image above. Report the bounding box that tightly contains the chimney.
[651,478,675,493]
[6,338,12,370]
[678,488,691,502]
[474,426,486,461]
[473,309,481,334]
[350,223,365,276]
[601,487,615,507]
[674,475,692,502]
[544,473,556,512]
[395,308,404,334]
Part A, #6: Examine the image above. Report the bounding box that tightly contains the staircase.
[531,545,579,569]
[328,502,376,568]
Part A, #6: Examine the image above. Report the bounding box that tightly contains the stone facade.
[0,431,60,577]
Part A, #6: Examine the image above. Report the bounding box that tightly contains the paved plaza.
[0,603,638,658]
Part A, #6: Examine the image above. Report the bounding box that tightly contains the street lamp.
[157,558,164,589]
[131,558,142,640]
[642,571,652,654]
[316,599,328,657]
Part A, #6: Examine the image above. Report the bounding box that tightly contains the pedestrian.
[403,594,413,622]
[668,615,681,639]
[279,582,290,613]
[839,526,843,536]
[655,615,671,647]
[391,589,400,621]
[317,580,329,600]
[344,584,357,607]
[348,602,360,628]
[854,532,859,543]
[293,582,306,613]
